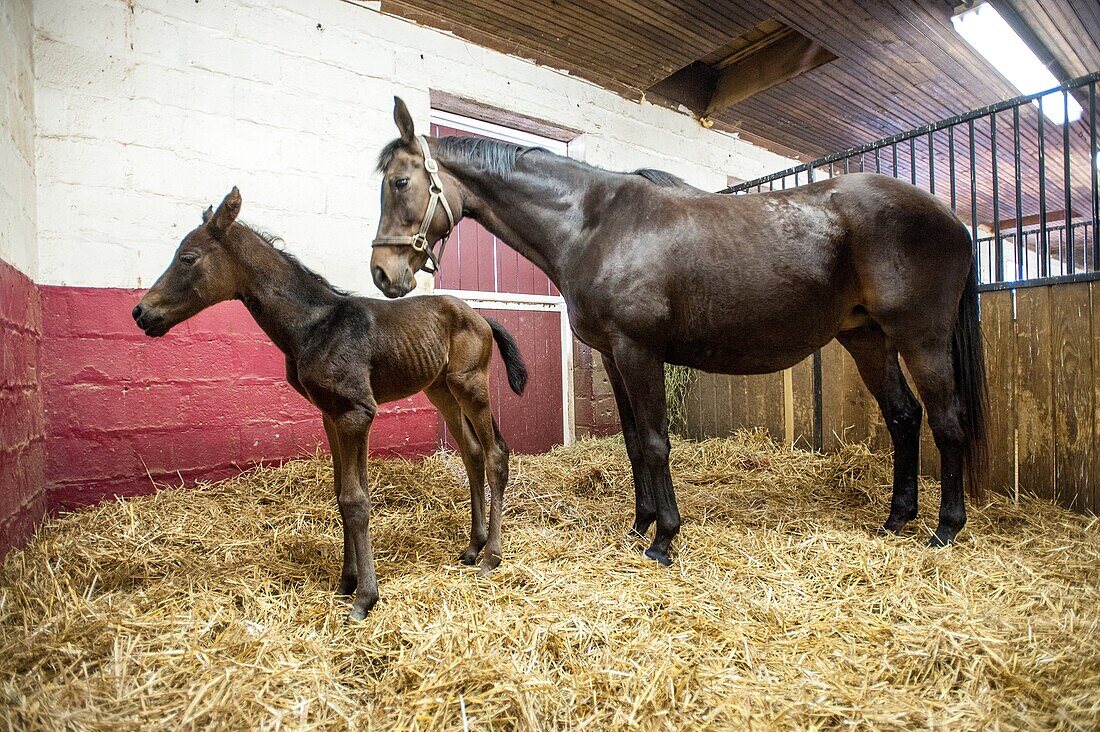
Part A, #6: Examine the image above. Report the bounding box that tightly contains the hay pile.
[1,432,1098,730]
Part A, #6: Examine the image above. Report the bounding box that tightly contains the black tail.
[486,318,528,395]
[952,262,989,499]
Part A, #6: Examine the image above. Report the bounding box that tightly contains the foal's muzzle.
[132,302,169,337]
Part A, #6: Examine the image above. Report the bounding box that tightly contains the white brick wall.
[0,0,37,278]
[31,0,794,291]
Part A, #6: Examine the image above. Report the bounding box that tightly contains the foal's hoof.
[477,554,501,578]
[346,608,368,624]
[643,546,673,567]
[626,527,649,545]
[458,546,481,566]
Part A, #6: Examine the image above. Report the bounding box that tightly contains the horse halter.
[371,135,455,275]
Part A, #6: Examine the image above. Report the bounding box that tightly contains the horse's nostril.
[132,304,143,320]
[373,266,390,289]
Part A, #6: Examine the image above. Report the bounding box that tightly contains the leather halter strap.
[371,135,455,275]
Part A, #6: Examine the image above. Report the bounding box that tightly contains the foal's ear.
[208,186,242,236]
[202,205,214,224]
[393,96,415,144]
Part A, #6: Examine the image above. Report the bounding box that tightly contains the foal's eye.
[179,252,199,266]
[394,177,409,191]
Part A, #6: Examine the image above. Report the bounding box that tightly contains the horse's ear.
[202,205,214,224]
[393,96,415,144]
[208,186,241,236]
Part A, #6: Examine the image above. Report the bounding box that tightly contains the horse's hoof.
[458,547,480,566]
[626,527,649,544]
[336,577,358,597]
[346,608,368,624]
[478,555,501,578]
[644,547,673,566]
[928,532,954,548]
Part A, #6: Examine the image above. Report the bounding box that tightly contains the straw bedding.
[1,432,1097,730]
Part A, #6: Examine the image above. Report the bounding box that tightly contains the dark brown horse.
[371,98,988,566]
[133,187,528,620]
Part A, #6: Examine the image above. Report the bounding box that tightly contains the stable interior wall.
[0,0,45,555]
[5,0,794,549]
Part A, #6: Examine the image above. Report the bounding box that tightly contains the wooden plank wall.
[679,282,1098,514]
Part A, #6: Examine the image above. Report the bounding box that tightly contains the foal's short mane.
[239,222,350,297]
[376,135,690,188]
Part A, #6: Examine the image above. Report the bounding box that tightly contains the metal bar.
[1014,105,1024,280]
[977,269,1100,292]
[892,143,898,179]
[948,125,956,211]
[874,147,881,173]
[928,130,936,196]
[843,157,850,174]
[1038,96,1049,277]
[1064,90,1074,274]
[720,71,1100,195]
[909,136,917,185]
[812,350,823,452]
[991,112,1002,282]
[969,119,979,273]
[1092,82,1099,271]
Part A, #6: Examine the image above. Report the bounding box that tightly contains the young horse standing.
[371,98,988,566]
[133,187,527,620]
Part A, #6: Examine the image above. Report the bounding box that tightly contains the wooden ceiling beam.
[704,29,836,116]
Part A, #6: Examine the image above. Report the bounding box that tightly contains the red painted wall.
[40,287,438,511]
[0,259,46,556]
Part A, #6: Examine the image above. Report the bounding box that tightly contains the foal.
[133,187,527,620]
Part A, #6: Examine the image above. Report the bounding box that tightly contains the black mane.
[376,135,688,190]
[240,222,350,297]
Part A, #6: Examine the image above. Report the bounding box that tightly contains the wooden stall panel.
[1091,282,1100,515]
[1051,283,1093,510]
[1015,287,1056,501]
[979,290,1017,496]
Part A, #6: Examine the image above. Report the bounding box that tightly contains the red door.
[431,118,570,454]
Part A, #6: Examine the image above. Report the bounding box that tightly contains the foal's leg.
[609,340,679,566]
[836,326,923,534]
[603,352,657,540]
[334,408,380,620]
[323,414,357,596]
[425,383,488,565]
[447,369,509,576]
[894,338,968,547]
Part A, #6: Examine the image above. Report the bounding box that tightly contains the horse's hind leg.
[836,325,923,533]
[894,337,967,546]
[426,383,488,565]
[602,353,657,540]
[446,369,509,576]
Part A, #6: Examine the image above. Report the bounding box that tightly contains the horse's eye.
[394,177,409,191]
[179,252,199,266]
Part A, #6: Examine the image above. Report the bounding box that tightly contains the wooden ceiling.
[379,0,1100,160]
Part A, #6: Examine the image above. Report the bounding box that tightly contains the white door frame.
[429,112,575,445]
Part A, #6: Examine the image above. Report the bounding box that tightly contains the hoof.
[928,532,953,548]
[458,547,480,566]
[336,576,358,597]
[644,546,673,566]
[626,527,649,544]
[478,554,501,578]
[346,608,368,624]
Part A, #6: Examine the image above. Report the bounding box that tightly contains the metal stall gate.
[688,72,1100,514]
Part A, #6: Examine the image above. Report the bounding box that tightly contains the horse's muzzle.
[132,303,169,337]
[373,266,413,299]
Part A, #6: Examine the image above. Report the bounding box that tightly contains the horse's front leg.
[610,341,680,566]
[602,353,656,540]
[335,407,380,621]
[323,414,357,596]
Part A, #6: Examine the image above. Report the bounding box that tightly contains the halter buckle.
[411,233,429,252]
[424,157,439,174]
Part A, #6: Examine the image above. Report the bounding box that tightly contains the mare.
[370,98,988,566]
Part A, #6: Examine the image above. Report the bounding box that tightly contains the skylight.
[951,2,1081,125]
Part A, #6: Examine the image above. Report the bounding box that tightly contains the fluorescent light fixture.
[951,2,1081,125]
